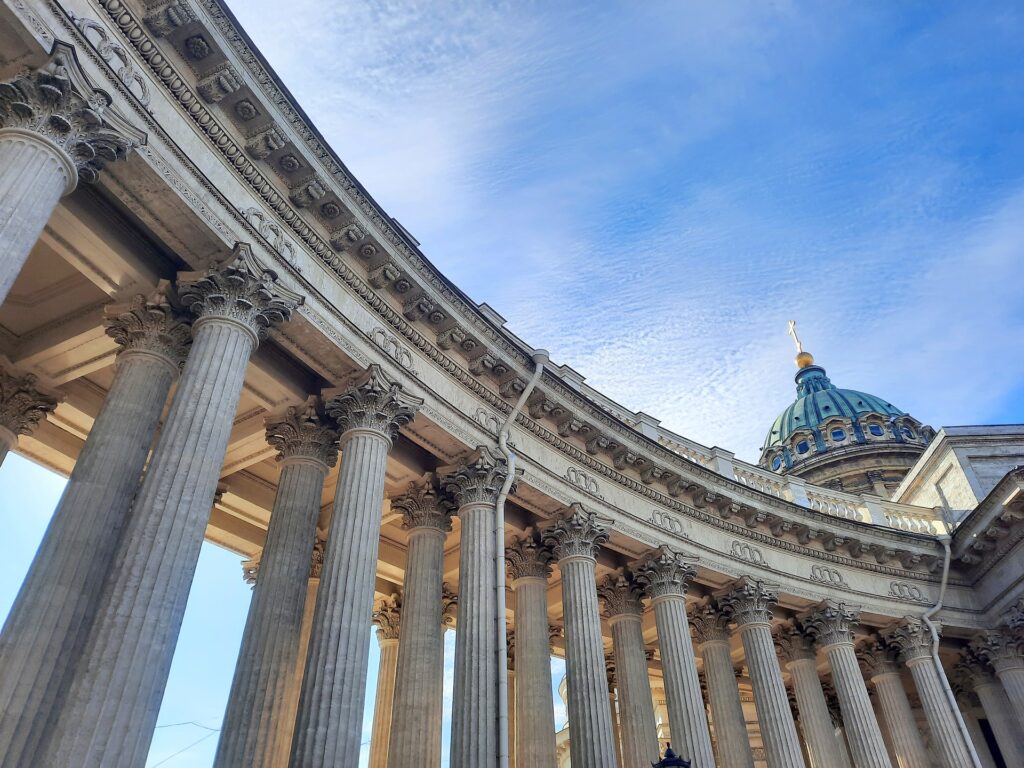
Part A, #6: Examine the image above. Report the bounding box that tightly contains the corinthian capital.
[972,629,1024,673]
[324,364,421,441]
[881,617,936,664]
[177,243,303,343]
[391,474,455,533]
[439,445,516,507]
[716,577,779,628]
[0,43,145,187]
[265,397,339,468]
[0,365,58,439]
[634,545,697,600]
[104,290,192,370]
[598,572,644,619]
[799,599,861,649]
[855,637,899,679]
[689,598,732,645]
[506,533,553,582]
[773,621,817,663]
[441,583,458,629]
[373,594,402,641]
[541,503,609,562]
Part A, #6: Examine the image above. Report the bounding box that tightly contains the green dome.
[762,365,906,452]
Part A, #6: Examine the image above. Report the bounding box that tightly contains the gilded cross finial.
[787,320,803,354]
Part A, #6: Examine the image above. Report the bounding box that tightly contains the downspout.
[495,349,548,768]
[924,533,982,768]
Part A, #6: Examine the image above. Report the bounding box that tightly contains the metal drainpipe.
[923,533,981,767]
[495,349,548,768]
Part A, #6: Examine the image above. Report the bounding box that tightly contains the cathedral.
[0,2,1021,767]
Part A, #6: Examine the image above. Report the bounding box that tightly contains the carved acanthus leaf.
[542,503,609,562]
[323,364,421,440]
[373,594,402,641]
[598,572,645,618]
[506,534,553,581]
[0,366,59,438]
[634,545,697,600]
[391,474,455,532]
[881,617,937,664]
[716,578,779,627]
[688,599,732,645]
[177,243,303,340]
[265,397,339,467]
[440,445,516,507]
[799,600,860,649]
[104,291,192,369]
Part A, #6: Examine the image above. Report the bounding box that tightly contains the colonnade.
[0,46,1023,768]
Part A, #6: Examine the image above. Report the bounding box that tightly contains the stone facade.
[0,2,1021,767]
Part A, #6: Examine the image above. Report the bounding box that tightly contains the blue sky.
[3,1,1024,765]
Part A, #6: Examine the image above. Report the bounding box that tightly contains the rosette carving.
[373,594,402,641]
[391,474,455,532]
[0,366,58,438]
[541,503,609,562]
[324,364,421,440]
[634,545,697,600]
[799,600,860,649]
[689,598,732,645]
[177,243,303,341]
[265,397,339,467]
[881,617,936,664]
[0,43,144,185]
[439,445,515,507]
[772,621,817,663]
[104,290,192,369]
[716,577,779,627]
[598,572,644,618]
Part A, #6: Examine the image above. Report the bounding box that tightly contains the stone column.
[883,619,974,767]
[974,630,1024,725]
[369,597,401,768]
[607,658,626,768]
[800,601,889,768]
[773,623,846,768]
[291,367,420,768]
[442,446,516,768]
[690,599,755,768]
[599,573,660,768]
[45,245,301,767]
[718,578,805,768]
[508,630,518,768]
[214,401,338,768]
[0,296,185,765]
[0,45,143,304]
[506,534,558,768]
[387,475,454,767]
[635,545,715,767]
[855,639,929,768]
[953,692,997,768]
[0,364,58,468]
[542,504,617,768]
[956,653,1024,766]
[433,585,458,766]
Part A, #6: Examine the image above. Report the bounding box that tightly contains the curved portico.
[0,3,1021,768]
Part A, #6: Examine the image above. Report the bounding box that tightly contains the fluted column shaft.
[0,129,75,303]
[740,623,806,767]
[370,633,400,768]
[559,556,618,767]
[650,594,714,766]
[958,709,996,768]
[787,658,846,768]
[292,430,393,765]
[45,315,258,766]
[698,639,754,768]
[990,663,1024,725]
[389,524,448,766]
[609,613,659,768]
[820,642,889,767]
[609,685,624,768]
[451,499,500,765]
[972,678,1024,765]
[904,658,972,767]
[0,306,183,767]
[870,673,928,768]
[512,575,557,768]
[215,406,336,768]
